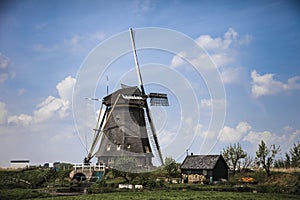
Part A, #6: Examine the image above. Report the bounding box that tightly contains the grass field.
[37,190,300,200]
[1,168,300,199]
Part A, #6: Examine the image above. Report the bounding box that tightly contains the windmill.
[83,28,168,168]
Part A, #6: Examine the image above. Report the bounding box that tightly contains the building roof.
[103,86,144,106]
[10,160,30,163]
[180,155,228,170]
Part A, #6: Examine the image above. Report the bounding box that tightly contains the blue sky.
[0,0,300,167]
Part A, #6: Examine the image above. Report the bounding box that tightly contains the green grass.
[37,190,300,200]
[0,188,51,199]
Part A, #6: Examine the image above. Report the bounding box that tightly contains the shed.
[10,160,30,169]
[180,155,229,182]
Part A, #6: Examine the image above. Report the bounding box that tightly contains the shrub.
[87,180,117,194]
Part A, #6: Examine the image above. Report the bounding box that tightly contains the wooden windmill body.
[95,86,154,167]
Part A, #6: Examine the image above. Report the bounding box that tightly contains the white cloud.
[34,96,69,123]
[220,67,241,84]
[207,121,300,154]
[18,88,26,96]
[89,32,106,41]
[200,98,226,113]
[7,76,76,126]
[219,121,251,143]
[212,121,300,155]
[50,131,74,143]
[195,28,250,53]
[8,114,33,126]
[0,53,14,84]
[0,102,8,125]
[0,73,8,83]
[243,130,277,145]
[34,76,76,123]
[0,53,10,69]
[131,0,154,14]
[170,28,251,84]
[56,76,76,101]
[210,53,234,68]
[196,28,249,84]
[243,129,300,147]
[242,126,300,155]
[0,76,79,166]
[159,130,177,149]
[237,121,252,133]
[171,51,186,68]
[63,35,84,53]
[196,28,238,51]
[200,99,212,108]
[33,31,106,54]
[284,125,293,132]
[251,70,300,98]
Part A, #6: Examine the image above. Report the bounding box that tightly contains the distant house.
[180,154,229,182]
[10,160,30,169]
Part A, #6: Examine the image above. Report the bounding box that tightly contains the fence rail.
[73,163,106,172]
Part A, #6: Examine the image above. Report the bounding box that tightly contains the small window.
[107,144,111,151]
[117,144,121,150]
[145,146,150,153]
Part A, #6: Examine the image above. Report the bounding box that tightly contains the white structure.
[10,160,30,169]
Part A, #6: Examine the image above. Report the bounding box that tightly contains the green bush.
[87,179,118,194]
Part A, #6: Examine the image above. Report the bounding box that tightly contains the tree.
[163,157,179,181]
[222,143,247,175]
[239,155,254,171]
[255,140,280,176]
[274,158,285,168]
[289,141,300,167]
[284,153,291,168]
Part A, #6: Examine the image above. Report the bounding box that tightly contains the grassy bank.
[37,190,299,200]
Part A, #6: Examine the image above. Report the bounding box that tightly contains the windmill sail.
[129,28,165,165]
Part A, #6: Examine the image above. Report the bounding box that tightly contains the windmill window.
[145,146,150,153]
[107,144,111,151]
[117,144,121,150]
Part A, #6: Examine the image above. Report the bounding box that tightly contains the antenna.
[106,75,109,95]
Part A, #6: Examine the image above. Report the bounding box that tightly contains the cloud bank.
[7,76,76,126]
[251,70,300,98]
[171,28,251,84]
